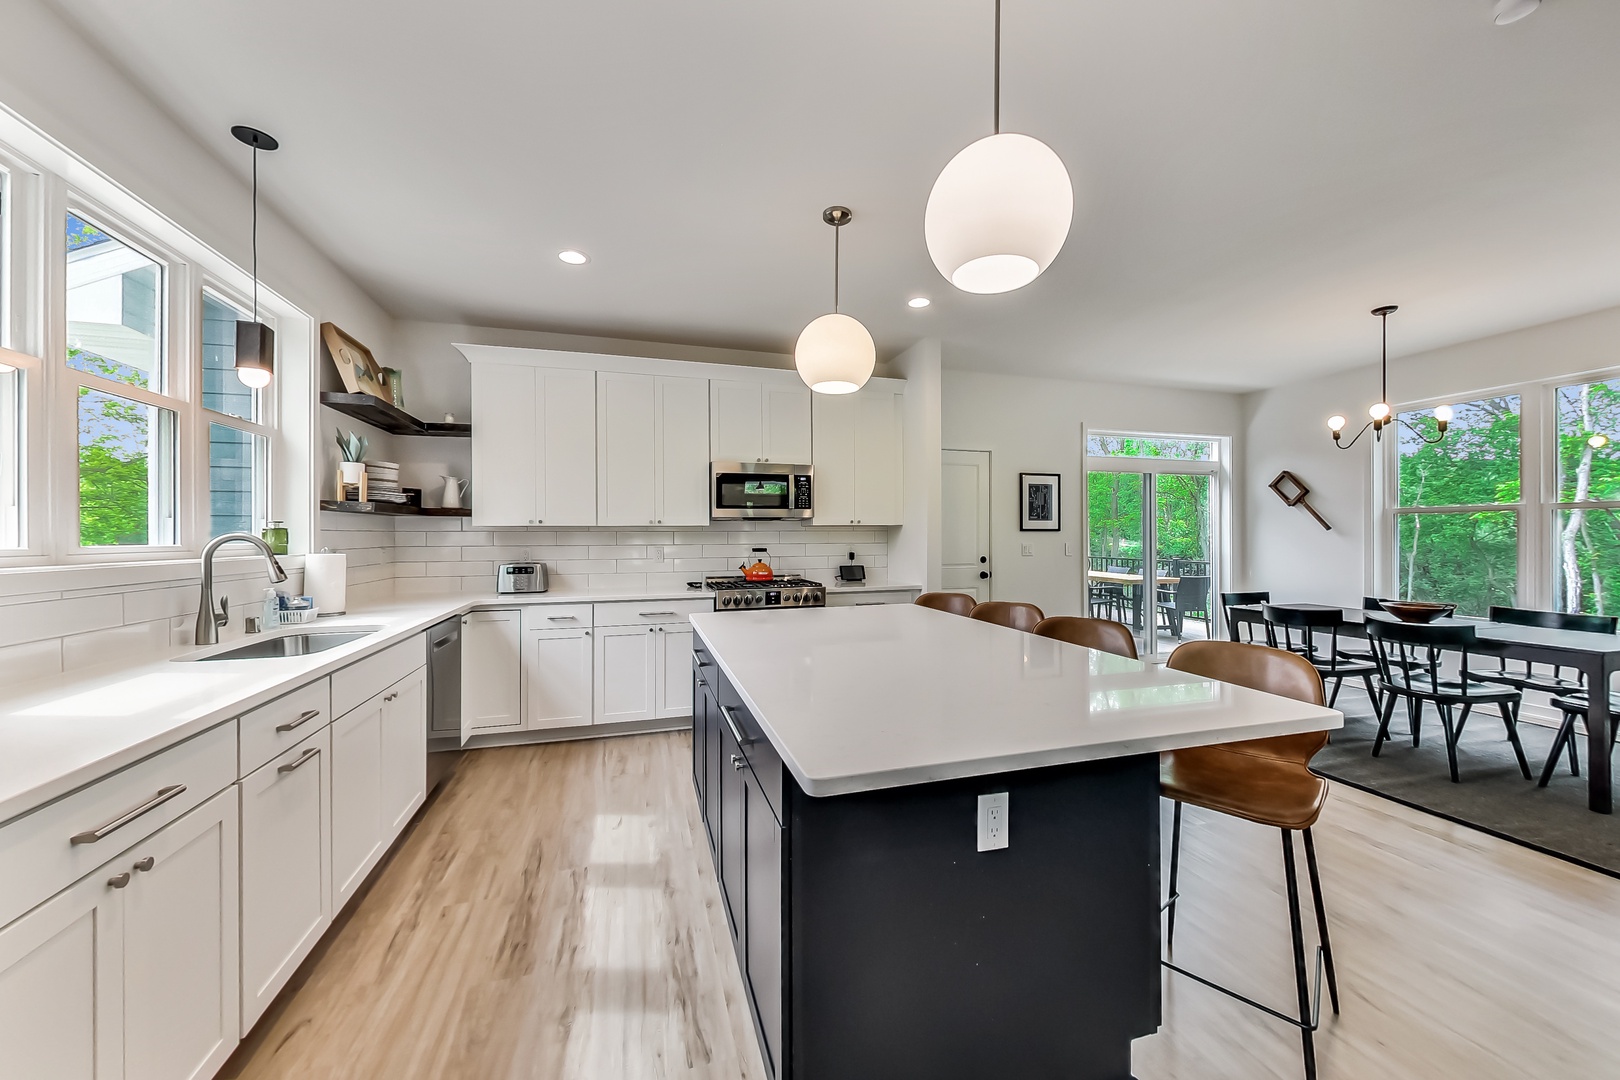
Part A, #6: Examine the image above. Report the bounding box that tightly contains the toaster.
[496,563,547,594]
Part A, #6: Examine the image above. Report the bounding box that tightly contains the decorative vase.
[339,461,365,484]
[440,475,469,510]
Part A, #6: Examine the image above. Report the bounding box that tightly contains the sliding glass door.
[1086,435,1222,661]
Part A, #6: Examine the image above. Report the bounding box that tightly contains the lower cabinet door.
[524,627,594,729]
[705,682,724,857]
[239,728,331,1034]
[593,625,657,724]
[718,722,748,944]
[744,775,784,1080]
[380,670,427,839]
[656,626,695,718]
[121,787,241,1080]
[331,696,386,911]
[462,609,523,738]
[0,860,125,1080]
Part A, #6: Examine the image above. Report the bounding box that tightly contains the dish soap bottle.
[262,589,281,629]
[261,520,288,555]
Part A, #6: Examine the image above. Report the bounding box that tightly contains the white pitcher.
[440,475,469,510]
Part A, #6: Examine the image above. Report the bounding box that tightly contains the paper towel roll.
[304,553,348,615]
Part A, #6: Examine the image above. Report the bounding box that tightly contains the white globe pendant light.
[795,207,875,395]
[925,0,1073,294]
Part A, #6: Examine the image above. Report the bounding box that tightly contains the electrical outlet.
[651,546,665,562]
[977,792,1009,852]
[1020,544,1033,557]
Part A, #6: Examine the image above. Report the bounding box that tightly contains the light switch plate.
[977,792,1009,851]
[1020,544,1033,557]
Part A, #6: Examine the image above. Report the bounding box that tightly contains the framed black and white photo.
[1019,473,1060,531]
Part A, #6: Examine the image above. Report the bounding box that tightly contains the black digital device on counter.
[837,563,865,583]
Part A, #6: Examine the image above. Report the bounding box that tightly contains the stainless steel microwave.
[711,461,813,520]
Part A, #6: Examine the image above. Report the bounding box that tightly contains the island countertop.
[690,604,1343,796]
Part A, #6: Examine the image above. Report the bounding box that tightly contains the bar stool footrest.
[1161,947,1328,1032]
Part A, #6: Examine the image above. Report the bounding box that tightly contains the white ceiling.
[46,0,1620,391]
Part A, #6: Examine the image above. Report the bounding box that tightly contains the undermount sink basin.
[191,629,378,661]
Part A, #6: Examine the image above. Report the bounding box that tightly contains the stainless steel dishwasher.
[426,615,463,792]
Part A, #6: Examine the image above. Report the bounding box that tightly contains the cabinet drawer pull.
[731,754,747,771]
[547,615,579,622]
[277,747,321,774]
[720,704,752,747]
[385,692,399,702]
[107,872,131,889]
[275,709,322,733]
[639,611,678,617]
[133,856,156,873]
[70,784,188,845]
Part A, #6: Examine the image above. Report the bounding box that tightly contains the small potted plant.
[335,428,368,499]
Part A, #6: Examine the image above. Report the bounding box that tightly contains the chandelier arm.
[1333,421,1377,451]
[1396,417,1446,445]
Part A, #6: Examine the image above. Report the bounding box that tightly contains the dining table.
[1228,603,1620,814]
[1090,570,1181,631]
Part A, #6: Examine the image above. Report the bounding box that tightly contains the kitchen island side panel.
[786,755,1161,1080]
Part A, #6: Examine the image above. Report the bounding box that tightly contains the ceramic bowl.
[1380,601,1457,623]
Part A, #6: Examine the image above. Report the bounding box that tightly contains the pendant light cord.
[251,146,259,323]
[1381,310,1388,406]
[833,223,840,314]
[993,0,1002,134]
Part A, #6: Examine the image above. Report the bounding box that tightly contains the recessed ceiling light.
[1494,0,1539,24]
[558,250,589,265]
[907,297,931,309]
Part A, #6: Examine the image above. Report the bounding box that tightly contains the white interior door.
[942,450,992,600]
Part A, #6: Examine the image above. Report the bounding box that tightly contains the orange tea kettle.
[742,547,773,582]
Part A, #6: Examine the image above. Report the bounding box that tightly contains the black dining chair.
[1365,620,1532,784]
[1262,605,1380,710]
[1467,607,1617,696]
[1538,691,1620,787]
[1089,583,1126,621]
[1158,576,1212,640]
[1221,591,1270,644]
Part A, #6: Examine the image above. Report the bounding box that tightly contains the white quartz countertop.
[0,581,919,826]
[691,605,1343,796]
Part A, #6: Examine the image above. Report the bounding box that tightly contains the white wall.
[942,369,1244,618]
[889,339,943,592]
[1241,303,1620,604]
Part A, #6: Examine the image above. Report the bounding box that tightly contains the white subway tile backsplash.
[61,619,172,672]
[0,593,123,649]
[0,638,65,683]
[588,546,647,560]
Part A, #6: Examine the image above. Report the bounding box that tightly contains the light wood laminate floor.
[223,733,1620,1080]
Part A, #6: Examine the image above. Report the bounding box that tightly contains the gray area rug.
[1311,690,1620,877]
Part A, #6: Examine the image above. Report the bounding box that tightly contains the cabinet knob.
[731,754,746,771]
[133,856,155,873]
[108,872,130,889]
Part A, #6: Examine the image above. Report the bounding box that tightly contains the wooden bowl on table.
[1379,601,1457,623]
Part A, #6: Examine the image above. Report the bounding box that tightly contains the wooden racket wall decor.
[1269,470,1332,531]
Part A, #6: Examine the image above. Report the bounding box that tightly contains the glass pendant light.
[230,125,279,389]
[925,0,1073,294]
[795,207,875,395]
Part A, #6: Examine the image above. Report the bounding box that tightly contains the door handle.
[720,704,752,746]
[980,556,987,563]
[71,784,188,845]
[275,709,322,733]
[133,856,156,873]
[979,571,990,579]
[278,747,321,774]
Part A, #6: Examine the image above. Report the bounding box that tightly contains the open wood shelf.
[320,392,471,438]
[319,500,472,518]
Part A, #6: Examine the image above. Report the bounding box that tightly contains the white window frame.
[0,104,312,569]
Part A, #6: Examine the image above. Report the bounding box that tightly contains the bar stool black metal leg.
[1282,830,1317,1080]
[1302,828,1339,1016]
[1166,801,1183,950]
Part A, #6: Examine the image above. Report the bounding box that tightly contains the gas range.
[703,574,826,611]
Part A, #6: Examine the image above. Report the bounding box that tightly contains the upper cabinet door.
[597,372,659,527]
[471,362,538,526]
[853,388,904,526]
[811,392,856,525]
[539,368,598,526]
[710,380,764,463]
[762,384,813,464]
[657,376,711,526]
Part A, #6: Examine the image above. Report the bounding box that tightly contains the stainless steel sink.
[192,629,377,661]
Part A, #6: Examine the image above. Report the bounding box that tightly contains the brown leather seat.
[969,601,1045,633]
[1159,639,1339,1079]
[1162,640,1330,829]
[1032,616,1138,660]
[914,592,978,618]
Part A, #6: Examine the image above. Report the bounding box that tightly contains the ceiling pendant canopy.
[924,0,1073,294]
[231,124,278,390]
[1327,306,1451,450]
[795,207,875,396]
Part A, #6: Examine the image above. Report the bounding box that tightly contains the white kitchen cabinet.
[462,609,523,737]
[331,670,427,912]
[656,625,695,718]
[121,787,240,1080]
[593,625,657,724]
[825,588,920,607]
[522,625,595,730]
[0,856,124,1080]
[711,378,812,464]
[239,727,331,1034]
[811,382,904,526]
[597,372,710,527]
[471,362,596,526]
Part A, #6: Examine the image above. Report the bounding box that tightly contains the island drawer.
[239,678,331,776]
[714,683,782,824]
[0,720,237,929]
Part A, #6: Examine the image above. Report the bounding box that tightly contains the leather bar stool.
[969,601,1045,633]
[1032,616,1138,660]
[913,592,978,618]
[1162,640,1339,1080]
